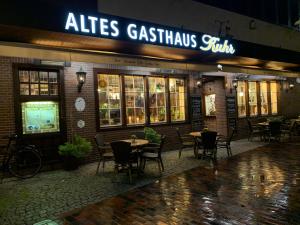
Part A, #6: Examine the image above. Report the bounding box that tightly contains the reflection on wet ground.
[63,142,300,225]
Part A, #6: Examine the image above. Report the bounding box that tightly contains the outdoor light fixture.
[76,67,86,92]
[217,64,223,71]
[232,78,238,89]
[196,79,202,88]
[289,83,295,90]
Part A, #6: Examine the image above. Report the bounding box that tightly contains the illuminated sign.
[65,12,235,55]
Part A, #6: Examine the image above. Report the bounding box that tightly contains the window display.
[149,77,166,123]
[169,78,185,121]
[248,82,258,116]
[98,74,122,127]
[270,82,278,114]
[205,94,216,116]
[22,101,60,134]
[237,81,246,117]
[260,82,268,115]
[125,76,145,125]
[19,70,58,96]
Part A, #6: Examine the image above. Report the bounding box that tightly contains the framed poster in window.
[204,94,216,116]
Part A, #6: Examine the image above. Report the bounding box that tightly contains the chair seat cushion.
[142,152,159,158]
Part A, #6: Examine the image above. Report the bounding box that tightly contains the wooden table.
[257,122,269,126]
[122,139,149,147]
[189,131,201,137]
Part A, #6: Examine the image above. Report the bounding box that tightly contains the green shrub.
[58,135,92,158]
[144,127,161,144]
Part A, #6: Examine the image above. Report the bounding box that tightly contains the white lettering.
[165,30,173,45]
[139,26,149,41]
[80,15,90,33]
[191,35,197,48]
[127,24,138,39]
[65,12,79,31]
[110,20,119,37]
[88,16,98,34]
[182,33,190,47]
[100,18,109,36]
[200,34,235,54]
[149,27,157,42]
[174,32,183,46]
[156,29,164,43]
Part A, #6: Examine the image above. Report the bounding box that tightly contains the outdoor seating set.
[247,117,300,142]
[94,129,165,183]
[176,127,236,160]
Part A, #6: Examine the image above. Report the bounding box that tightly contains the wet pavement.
[63,142,300,225]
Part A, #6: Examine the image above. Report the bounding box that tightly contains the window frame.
[237,80,279,118]
[13,63,66,137]
[94,69,189,131]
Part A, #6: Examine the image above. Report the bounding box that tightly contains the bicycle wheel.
[8,149,42,179]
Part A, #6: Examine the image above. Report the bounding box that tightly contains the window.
[96,73,187,128]
[98,74,122,127]
[260,82,268,115]
[17,68,61,135]
[270,82,278,114]
[237,80,279,118]
[19,70,58,96]
[124,76,145,125]
[237,81,246,117]
[248,82,258,116]
[169,78,186,122]
[149,77,167,123]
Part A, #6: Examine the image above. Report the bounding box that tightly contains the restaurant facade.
[0,0,300,164]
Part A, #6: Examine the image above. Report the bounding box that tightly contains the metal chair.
[176,128,195,158]
[281,120,297,141]
[94,134,114,174]
[247,119,264,141]
[110,141,139,184]
[201,131,217,160]
[141,135,166,172]
[216,128,236,157]
[267,121,282,142]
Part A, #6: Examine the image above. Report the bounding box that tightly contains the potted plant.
[144,127,161,144]
[58,135,92,170]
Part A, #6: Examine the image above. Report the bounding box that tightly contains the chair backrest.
[110,141,132,165]
[289,120,297,132]
[94,133,105,147]
[269,121,281,136]
[130,130,145,139]
[227,127,236,144]
[157,135,166,156]
[247,119,253,132]
[201,131,217,149]
[176,128,183,143]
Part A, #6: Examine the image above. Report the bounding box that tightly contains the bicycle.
[0,134,42,182]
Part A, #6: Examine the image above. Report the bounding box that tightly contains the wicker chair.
[94,134,114,174]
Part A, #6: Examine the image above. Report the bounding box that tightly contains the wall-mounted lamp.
[76,67,86,92]
[217,64,223,71]
[289,83,295,90]
[196,79,202,88]
[232,78,238,89]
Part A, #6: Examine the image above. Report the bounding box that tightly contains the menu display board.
[226,96,237,130]
[22,101,60,134]
[190,95,203,131]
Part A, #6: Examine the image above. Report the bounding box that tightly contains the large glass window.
[270,82,278,115]
[98,74,121,127]
[237,81,246,117]
[260,82,268,115]
[169,78,185,122]
[248,82,258,116]
[149,77,167,123]
[124,76,145,125]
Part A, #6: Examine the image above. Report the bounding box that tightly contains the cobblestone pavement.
[0,139,266,225]
[63,141,300,225]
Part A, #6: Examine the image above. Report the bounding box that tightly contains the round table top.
[189,132,201,137]
[258,122,269,126]
[122,139,149,147]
